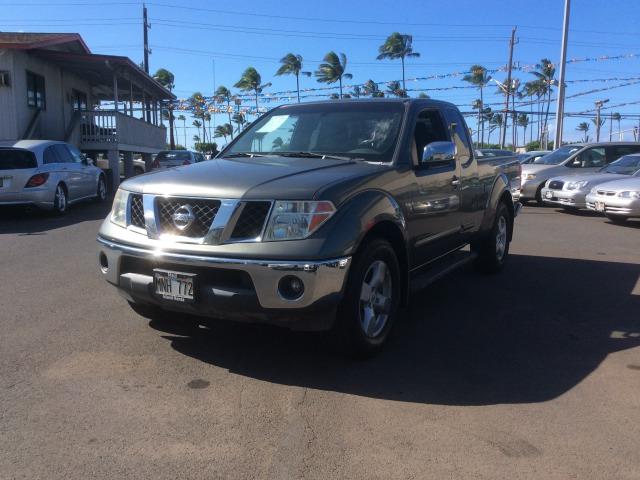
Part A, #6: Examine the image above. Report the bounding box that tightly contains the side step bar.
[409,250,478,294]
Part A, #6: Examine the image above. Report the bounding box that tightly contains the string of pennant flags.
[169,52,639,110]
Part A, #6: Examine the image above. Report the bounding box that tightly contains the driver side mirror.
[421,141,456,167]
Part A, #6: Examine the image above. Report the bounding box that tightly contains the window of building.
[71,89,87,111]
[26,71,46,110]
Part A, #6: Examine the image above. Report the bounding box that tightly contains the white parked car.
[0,140,106,214]
[541,154,640,210]
[151,150,207,170]
[585,176,640,224]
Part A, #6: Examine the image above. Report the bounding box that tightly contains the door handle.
[451,176,460,187]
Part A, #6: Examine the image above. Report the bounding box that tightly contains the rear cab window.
[0,149,38,170]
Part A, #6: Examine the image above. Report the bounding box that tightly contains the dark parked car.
[97,99,521,356]
[478,148,514,158]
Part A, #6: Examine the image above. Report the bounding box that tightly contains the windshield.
[601,155,640,175]
[224,102,405,162]
[534,146,582,165]
[0,149,37,170]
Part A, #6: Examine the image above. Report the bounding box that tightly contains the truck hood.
[120,156,386,201]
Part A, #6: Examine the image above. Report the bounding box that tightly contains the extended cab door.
[406,108,463,267]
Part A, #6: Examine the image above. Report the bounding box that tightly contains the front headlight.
[523,173,536,181]
[618,191,640,199]
[566,180,589,191]
[110,188,129,227]
[264,201,336,241]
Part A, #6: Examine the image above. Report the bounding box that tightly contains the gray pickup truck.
[97,99,521,356]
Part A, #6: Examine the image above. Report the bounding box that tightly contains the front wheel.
[95,175,107,203]
[473,202,511,273]
[334,239,401,358]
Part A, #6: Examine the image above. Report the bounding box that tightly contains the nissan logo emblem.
[172,204,195,231]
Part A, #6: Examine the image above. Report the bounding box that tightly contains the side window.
[443,108,472,164]
[65,144,84,163]
[52,144,73,163]
[26,71,46,110]
[43,146,60,164]
[569,147,605,168]
[412,109,449,164]
[608,145,640,162]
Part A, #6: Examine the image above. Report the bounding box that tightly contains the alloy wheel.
[496,214,507,261]
[359,260,393,338]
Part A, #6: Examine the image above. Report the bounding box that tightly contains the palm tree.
[192,134,200,144]
[531,59,556,144]
[204,112,212,144]
[234,67,271,114]
[349,85,362,98]
[315,51,352,98]
[362,79,383,98]
[176,114,186,147]
[417,92,430,99]
[523,81,542,143]
[275,53,311,103]
[463,65,491,146]
[488,113,503,146]
[215,86,234,139]
[214,123,233,144]
[472,99,483,146]
[192,119,203,146]
[232,112,246,134]
[189,92,208,142]
[386,80,407,98]
[612,112,622,140]
[153,68,176,148]
[576,122,590,142]
[376,32,420,90]
[517,114,529,146]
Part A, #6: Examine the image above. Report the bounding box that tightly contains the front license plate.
[154,269,195,303]
[595,201,605,212]
[545,190,554,199]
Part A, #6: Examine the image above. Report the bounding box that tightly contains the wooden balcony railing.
[78,110,166,151]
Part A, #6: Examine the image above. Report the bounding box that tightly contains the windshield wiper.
[274,152,353,161]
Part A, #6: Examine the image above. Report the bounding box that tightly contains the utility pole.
[609,112,613,141]
[554,0,570,147]
[143,3,151,123]
[500,27,517,149]
[594,99,609,142]
[143,3,150,73]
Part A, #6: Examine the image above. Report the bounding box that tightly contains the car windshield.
[0,149,37,170]
[534,146,582,165]
[156,151,191,163]
[224,102,405,162]
[601,155,640,175]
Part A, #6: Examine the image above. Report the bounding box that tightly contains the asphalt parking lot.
[1,203,639,479]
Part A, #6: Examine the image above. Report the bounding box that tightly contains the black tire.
[334,238,401,358]
[94,175,107,203]
[473,202,511,274]
[535,185,545,206]
[605,214,628,224]
[52,183,68,215]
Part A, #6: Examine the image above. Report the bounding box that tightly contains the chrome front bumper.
[585,193,640,217]
[540,188,587,208]
[97,236,351,311]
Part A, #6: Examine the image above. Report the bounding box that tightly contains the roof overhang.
[31,50,176,100]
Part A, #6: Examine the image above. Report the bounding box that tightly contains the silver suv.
[520,142,640,204]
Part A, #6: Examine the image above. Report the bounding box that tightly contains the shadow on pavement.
[0,199,111,235]
[147,254,640,406]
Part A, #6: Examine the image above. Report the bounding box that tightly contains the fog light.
[99,252,109,273]
[278,275,305,300]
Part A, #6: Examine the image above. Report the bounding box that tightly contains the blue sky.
[2,0,640,147]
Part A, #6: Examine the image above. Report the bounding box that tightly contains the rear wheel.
[473,202,511,273]
[95,175,107,202]
[605,214,628,224]
[53,184,67,215]
[334,239,401,358]
[535,185,545,205]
